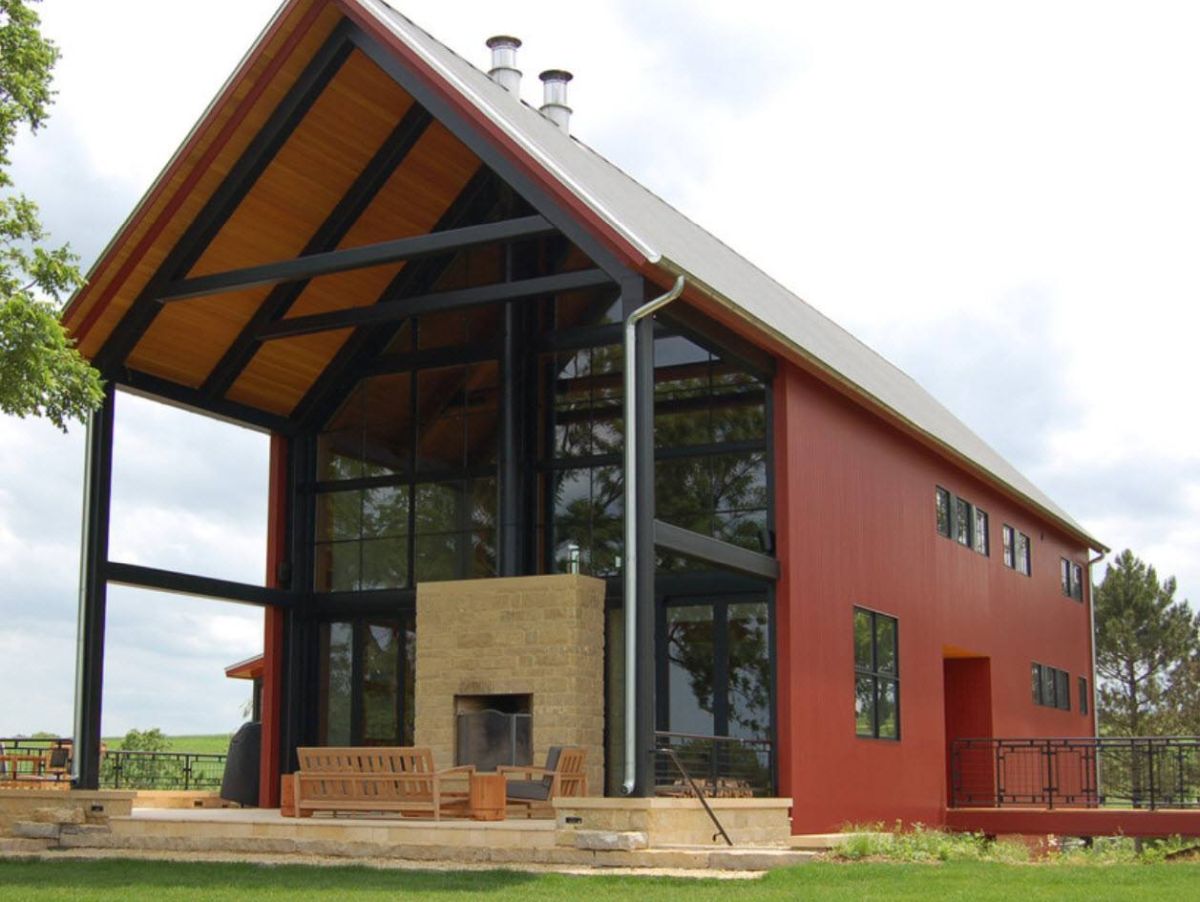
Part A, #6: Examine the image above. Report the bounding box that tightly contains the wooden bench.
[294,747,473,820]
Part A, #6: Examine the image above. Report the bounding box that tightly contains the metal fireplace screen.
[454,695,532,772]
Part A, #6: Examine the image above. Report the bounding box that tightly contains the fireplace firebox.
[454,694,532,772]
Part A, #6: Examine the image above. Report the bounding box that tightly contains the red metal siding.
[774,361,1095,833]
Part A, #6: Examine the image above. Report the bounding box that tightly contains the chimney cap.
[487,35,522,49]
[539,69,574,84]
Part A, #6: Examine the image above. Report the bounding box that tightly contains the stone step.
[0,837,54,854]
[61,829,816,871]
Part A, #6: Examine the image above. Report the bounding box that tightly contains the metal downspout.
[622,276,685,795]
[1088,550,1106,738]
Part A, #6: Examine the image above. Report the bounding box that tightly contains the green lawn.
[102,734,233,756]
[1,859,1198,901]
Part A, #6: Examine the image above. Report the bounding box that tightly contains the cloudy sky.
[1,0,1197,738]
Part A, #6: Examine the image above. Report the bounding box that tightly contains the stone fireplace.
[414,574,605,793]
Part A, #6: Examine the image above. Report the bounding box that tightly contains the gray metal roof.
[361,0,1100,549]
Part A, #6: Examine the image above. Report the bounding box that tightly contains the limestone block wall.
[414,574,606,793]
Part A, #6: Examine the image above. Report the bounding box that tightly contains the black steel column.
[634,309,658,796]
[498,298,523,576]
[279,435,313,771]
[73,383,115,789]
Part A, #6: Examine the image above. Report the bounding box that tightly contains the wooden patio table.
[469,772,507,821]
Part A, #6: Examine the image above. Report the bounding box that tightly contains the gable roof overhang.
[61,0,1105,553]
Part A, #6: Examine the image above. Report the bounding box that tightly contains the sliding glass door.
[317,616,415,747]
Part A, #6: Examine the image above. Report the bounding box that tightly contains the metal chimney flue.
[487,36,522,95]
[539,69,573,134]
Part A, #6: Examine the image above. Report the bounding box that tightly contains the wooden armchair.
[499,746,587,817]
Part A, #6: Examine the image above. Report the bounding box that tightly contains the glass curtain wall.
[540,331,770,573]
[313,317,501,592]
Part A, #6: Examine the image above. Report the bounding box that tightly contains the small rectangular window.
[973,508,989,556]
[1003,525,1015,568]
[1078,676,1089,715]
[953,497,972,547]
[854,607,900,741]
[1061,558,1072,595]
[1016,531,1031,575]
[935,487,951,538]
[1070,563,1083,601]
[1033,662,1073,710]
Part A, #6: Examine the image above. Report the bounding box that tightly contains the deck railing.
[951,737,1200,810]
[653,731,773,798]
[0,738,227,791]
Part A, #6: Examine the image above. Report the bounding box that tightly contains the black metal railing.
[1,738,228,791]
[654,731,773,798]
[951,737,1200,810]
[101,750,228,791]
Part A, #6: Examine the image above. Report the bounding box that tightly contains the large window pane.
[875,617,897,675]
[361,538,407,591]
[877,679,899,739]
[855,676,876,737]
[362,623,401,745]
[665,605,716,736]
[854,610,873,669]
[318,623,353,746]
[727,603,770,739]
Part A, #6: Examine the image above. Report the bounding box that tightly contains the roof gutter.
[622,275,685,795]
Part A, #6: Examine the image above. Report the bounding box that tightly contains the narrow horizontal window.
[1032,662,1072,710]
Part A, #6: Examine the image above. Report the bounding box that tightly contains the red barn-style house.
[62,0,1152,836]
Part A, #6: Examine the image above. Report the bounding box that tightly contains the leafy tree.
[119,727,171,753]
[0,0,102,430]
[1094,550,1198,736]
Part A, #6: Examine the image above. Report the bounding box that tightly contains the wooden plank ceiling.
[64,1,485,420]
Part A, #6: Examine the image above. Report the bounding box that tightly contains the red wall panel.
[773,361,1095,833]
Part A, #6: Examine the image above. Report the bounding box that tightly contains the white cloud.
[2,0,1198,738]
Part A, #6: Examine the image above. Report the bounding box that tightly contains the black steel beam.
[116,370,294,435]
[258,269,610,341]
[73,384,115,790]
[94,24,355,375]
[104,562,295,608]
[201,104,434,400]
[346,26,636,284]
[163,215,555,304]
[291,167,500,430]
[653,520,781,581]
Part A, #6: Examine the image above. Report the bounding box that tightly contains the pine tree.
[1094,550,1198,736]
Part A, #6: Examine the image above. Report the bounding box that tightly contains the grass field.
[1,858,1198,900]
[101,734,233,756]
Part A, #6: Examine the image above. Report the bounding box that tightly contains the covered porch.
[60,0,781,812]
